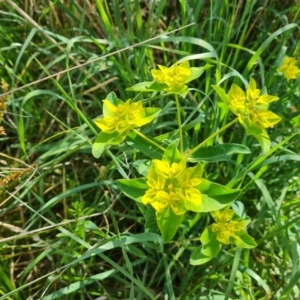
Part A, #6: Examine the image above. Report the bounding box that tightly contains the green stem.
[224,247,242,300]
[131,128,165,151]
[175,93,184,154]
[187,117,238,157]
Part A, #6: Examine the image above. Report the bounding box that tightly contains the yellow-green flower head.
[142,159,202,215]
[228,78,281,129]
[211,207,246,245]
[151,61,192,93]
[95,99,151,135]
[277,56,300,80]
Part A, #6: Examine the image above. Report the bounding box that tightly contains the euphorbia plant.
[118,141,241,242]
[212,78,281,154]
[92,58,282,264]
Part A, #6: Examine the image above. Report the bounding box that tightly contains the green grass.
[0,0,300,299]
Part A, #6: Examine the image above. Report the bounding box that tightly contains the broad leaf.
[199,226,213,245]
[235,231,257,249]
[190,233,222,265]
[212,85,230,105]
[126,81,169,92]
[162,140,183,164]
[135,107,161,126]
[125,81,156,92]
[189,143,251,162]
[145,205,159,233]
[92,132,118,158]
[126,132,163,159]
[118,178,148,202]
[148,81,169,91]
[132,159,151,176]
[178,85,189,98]
[241,118,271,154]
[251,132,271,155]
[198,179,240,212]
[105,91,119,105]
[156,206,184,242]
[291,115,300,127]
[186,64,213,83]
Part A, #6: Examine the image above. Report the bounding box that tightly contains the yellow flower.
[213,78,281,154]
[228,78,281,129]
[95,99,158,135]
[151,61,192,93]
[211,207,246,245]
[142,159,202,215]
[278,56,300,80]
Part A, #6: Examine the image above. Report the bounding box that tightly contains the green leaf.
[106,91,119,104]
[145,205,159,233]
[92,131,128,158]
[92,141,106,159]
[198,179,240,212]
[212,85,230,105]
[132,159,151,176]
[189,143,251,162]
[199,227,211,245]
[178,85,189,98]
[92,132,116,158]
[126,132,164,159]
[251,132,270,155]
[156,206,184,242]
[148,81,168,91]
[118,178,148,202]
[162,140,183,164]
[138,107,161,126]
[190,233,222,265]
[241,118,270,154]
[291,115,300,127]
[235,231,257,249]
[125,81,168,92]
[186,64,213,83]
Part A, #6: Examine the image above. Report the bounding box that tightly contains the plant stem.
[175,93,184,154]
[131,128,165,151]
[224,247,242,300]
[187,117,238,157]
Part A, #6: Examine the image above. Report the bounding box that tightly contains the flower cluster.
[142,159,202,215]
[213,78,281,153]
[227,78,281,129]
[278,56,300,80]
[92,95,160,158]
[95,100,146,135]
[93,59,267,261]
[151,61,192,93]
[210,207,247,245]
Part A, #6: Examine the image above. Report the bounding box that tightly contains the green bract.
[118,141,241,242]
[92,92,161,158]
[126,61,212,98]
[190,207,257,265]
[151,61,192,93]
[212,78,281,154]
[142,159,202,215]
